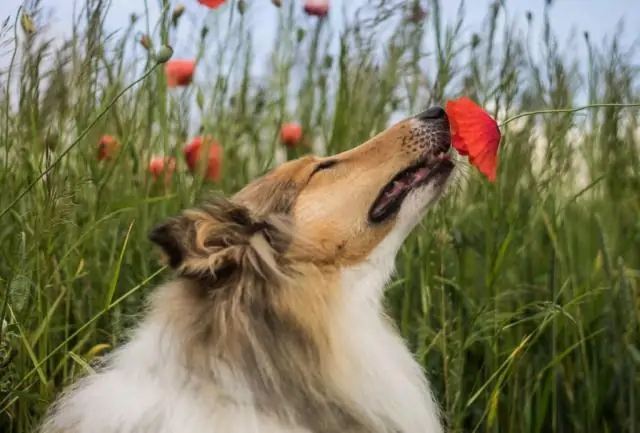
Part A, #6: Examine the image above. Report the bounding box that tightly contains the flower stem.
[499,102,640,127]
[0,64,159,221]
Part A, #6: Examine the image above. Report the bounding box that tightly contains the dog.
[39,106,454,433]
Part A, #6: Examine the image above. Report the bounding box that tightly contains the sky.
[2,0,638,65]
[2,1,637,40]
[1,0,638,123]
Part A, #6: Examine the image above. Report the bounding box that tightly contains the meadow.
[0,0,639,432]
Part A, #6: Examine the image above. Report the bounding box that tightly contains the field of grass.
[1,0,639,432]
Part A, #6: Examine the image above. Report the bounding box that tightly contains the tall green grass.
[1,1,638,432]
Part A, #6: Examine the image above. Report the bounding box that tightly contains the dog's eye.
[309,160,337,178]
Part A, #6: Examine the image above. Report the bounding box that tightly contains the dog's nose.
[416,106,446,121]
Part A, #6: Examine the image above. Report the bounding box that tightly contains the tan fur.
[144,114,451,432]
[235,122,428,267]
[148,197,357,431]
[39,111,451,433]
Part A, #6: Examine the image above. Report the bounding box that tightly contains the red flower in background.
[445,97,502,182]
[280,122,303,147]
[165,60,196,87]
[304,0,329,17]
[198,0,226,9]
[97,135,119,161]
[148,156,176,186]
[183,136,223,181]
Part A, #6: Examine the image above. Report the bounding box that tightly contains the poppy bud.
[20,12,35,35]
[237,0,247,14]
[155,45,174,64]
[201,26,210,40]
[148,156,177,186]
[172,5,185,27]
[172,4,186,20]
[303,0,329,17]
[280,123,303,148]
[407,2,427,23]
[139,34,152,51]
[97,135,119,161]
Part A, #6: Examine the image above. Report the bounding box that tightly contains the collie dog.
[40,106,454,433]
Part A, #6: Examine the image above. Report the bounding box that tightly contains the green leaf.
[9,275,31,313]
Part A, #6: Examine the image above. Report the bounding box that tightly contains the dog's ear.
[148,217,192,269]
[149,198,292,283]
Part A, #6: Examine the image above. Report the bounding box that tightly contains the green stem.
[499,102,640,128]
[0,64,160,221]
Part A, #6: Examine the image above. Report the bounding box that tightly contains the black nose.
[416,106,446,121]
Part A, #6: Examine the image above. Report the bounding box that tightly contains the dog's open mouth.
[368,153,454,224]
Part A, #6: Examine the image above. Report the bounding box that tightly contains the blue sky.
[3,0,638,64]
[1,0,638,122]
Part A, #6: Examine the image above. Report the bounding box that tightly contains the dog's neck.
[118,230,442,433]
[329,229,444,433]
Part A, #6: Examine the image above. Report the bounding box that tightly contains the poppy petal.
[469,147,497,182]
[198,0,226,9]
[454,114,500,159]
[445,97,501,182]
[448,115,469,156]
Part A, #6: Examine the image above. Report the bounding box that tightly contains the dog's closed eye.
[309,160,337,179]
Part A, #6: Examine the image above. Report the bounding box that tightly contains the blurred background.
[0,1,639,432]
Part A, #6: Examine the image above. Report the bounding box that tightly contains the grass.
[0,0,639,432]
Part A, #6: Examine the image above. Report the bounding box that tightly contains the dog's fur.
[39,108,454,433]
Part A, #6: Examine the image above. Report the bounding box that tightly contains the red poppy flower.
[165,60,196,88]
[198,0,226,9]
[183,136,223,181]
[280,122,303,147]
[304,0,329,17]
[148,156,176,186]
[97,135,119,161]
[445,97,501,182]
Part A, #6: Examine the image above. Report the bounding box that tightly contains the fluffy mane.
[39,110,452,433]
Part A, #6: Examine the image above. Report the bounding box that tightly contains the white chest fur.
[41,232,443,433]
[329,229,443,433]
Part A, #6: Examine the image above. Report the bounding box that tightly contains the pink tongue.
[389,180,405,195]
[373,179,411,214]
[411,167,429,184]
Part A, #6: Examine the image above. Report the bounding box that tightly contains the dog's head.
[149,106,453,283]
